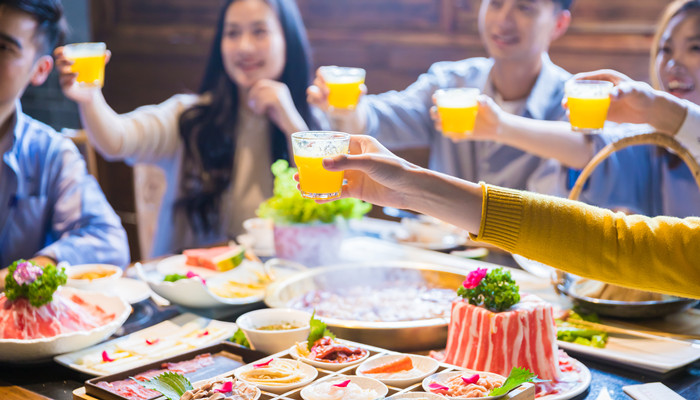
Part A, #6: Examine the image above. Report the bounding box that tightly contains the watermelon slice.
[183,246,246,271]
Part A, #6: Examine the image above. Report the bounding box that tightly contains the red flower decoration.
[333,380,351,388]
[461,374,479,385]
[215,381,233,393]
[462,268,488,289]
[102,351,115,362]
[254,358,274,368]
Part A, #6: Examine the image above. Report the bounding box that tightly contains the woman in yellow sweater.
[313,131,700,300]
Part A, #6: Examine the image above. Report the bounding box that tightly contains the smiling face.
[478,0,569,65]
[655,10,700,105]
[220,0,286,90]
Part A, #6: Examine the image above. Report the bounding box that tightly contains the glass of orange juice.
[565,80,613,134]
[63,42,107,88]
[320,66,365,110]
[434,88,480,139]
[292,131,350,200]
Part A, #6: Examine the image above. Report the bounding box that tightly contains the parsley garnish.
[457,267,520,312]
[4,260,66,307]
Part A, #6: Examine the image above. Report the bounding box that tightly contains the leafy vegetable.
[256,160,371,224]
[489,367,546,396]
[4,260,67,307]
[556,323,608,348]
[307,311,335,350]
[163,273,188,282]
[569,308,601,323]
[457,268,520,312]
[230,328,250,348]
[134,372,193,400]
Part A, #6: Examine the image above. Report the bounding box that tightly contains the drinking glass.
[63,42,107,88]
[434,88,480,139]
[320,66,366,110]
[292,131,351,200]
[565,80,613,134]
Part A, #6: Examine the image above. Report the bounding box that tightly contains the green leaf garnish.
[4,260,67,307]
[489,367,546,396]
[134,372,193,400]
[163,273,188,282]
[457,268,520,312]
[256,160,371,224]
[230,328,250,348]
[307,310,335,350]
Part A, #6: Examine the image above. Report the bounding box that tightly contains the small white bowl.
[65,264,123,291]
[357,354,439,388]
[289,340,370,371]
[234,357,318,394]
[236,309,311,355]
[301,375,387,400]
[388,392,446,400]
[422,371,508,400]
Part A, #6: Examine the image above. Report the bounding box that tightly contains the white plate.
[237,233,275,258]
[540,357,591,400]
[0,287,131,362]
[301,375,388,400]
[557,333,700,373]
[357,354,439,388]
[53,313,236,375]
[234,357,318,394]
[389,392,446,400]
[105,278,150,304]
[381,228,466,252]
[422,370,508,400]
[137,257,305,308]
[289,340,370,371]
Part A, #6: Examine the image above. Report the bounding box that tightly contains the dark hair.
[552,0,574,11]
[177,0,317,232]
[1,0,67,54]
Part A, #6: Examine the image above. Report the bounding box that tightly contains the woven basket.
[554,132,700,299]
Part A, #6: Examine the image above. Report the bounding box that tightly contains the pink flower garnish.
[186,271,206,284]
[197,330,210,338]
[13,262,43,286]
[461,374,479,385]
[462,268,488,289]
[102,351,115,362]
[254,358,274,368]
[145,338,159,345]
[215,381,233,393]
[428,382,450,392]
[333,380,351,388]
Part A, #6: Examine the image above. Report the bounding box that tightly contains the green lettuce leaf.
[307,311,335,350]
[230,328,250,348]
[489,367,546,396]
[163,273,188,282]
[134,372,193,400]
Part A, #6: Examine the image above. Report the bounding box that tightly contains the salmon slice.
[363,356,414,374]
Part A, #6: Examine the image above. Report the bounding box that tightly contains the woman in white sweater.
[55,0,323,257]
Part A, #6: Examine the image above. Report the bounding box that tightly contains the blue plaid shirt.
[0,102,129,268]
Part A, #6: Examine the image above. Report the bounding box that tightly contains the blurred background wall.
[22,0,669,260]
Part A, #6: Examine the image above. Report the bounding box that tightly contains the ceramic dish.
[388,392,447,400]
[421,371,508,400]
[0,287,130,362]
[234,357,318,394]
[236,308,311,355]
[65,263,123,291]
[288,340,370,371]
[300,375,388,400]
[381,217,467,252]
[356,354,439,388]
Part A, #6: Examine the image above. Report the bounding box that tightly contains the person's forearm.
[404,168,484,234]
[497,114,593,169]
[77,91,128,157]
[649,92,687,135]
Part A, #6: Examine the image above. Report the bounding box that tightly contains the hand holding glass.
[319,66,365,110]
[565,80,613,134]
[63,42,107,88]
[434,88,480,139]
[292,131,350,200]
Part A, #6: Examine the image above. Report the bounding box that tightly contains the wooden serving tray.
[74,340,534,400]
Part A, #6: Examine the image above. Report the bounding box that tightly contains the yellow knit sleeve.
[473,184,700,299]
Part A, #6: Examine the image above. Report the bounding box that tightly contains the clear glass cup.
[434,88,480,139]
[565,80,613,134]
[319,66,366,110]
[63,42,107,88]
[291,131,351,200]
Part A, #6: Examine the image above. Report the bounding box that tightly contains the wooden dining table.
[1,231,699,400]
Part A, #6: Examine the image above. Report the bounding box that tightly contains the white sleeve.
[674,101,700,162]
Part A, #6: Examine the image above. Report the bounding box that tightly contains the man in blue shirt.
[0,0,129,280]
[308,0,573,190]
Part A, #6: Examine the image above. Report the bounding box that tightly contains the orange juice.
[438,105,478,138]
[70,55,106,87]
[567,97,611,131]
[327,80,364,109]
[294,155,345,199]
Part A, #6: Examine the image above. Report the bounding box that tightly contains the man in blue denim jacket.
[0,0,128,278]
[309,0,573,190]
